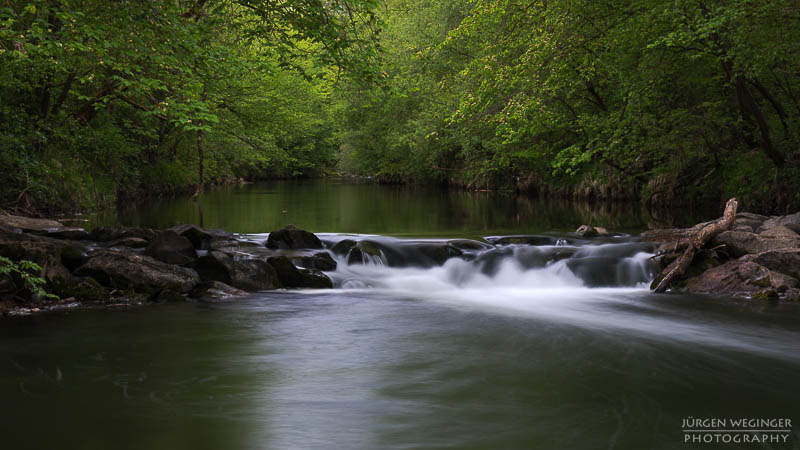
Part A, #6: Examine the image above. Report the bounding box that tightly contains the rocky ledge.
[642,211,800,301]
[0,216,337,316]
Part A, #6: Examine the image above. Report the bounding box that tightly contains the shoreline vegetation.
[2,1,800,218]
[2,206,798,317]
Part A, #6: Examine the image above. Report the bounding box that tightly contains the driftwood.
[652,198,738,293]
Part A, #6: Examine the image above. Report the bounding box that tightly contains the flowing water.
[2,180,799,449]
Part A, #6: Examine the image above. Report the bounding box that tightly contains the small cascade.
[319,234,658,292]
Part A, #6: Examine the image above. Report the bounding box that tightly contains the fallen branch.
[652,198,738,293]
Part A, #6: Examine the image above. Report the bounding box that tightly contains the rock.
[144,231,198,265]
[576,225,598,237]
[0,232,86,282]
[153,289,185,303]
[752,289,779,301]
[230,259,282,291]
[266,225,323,250]
[735,212,768,230]
[191,251,236,285]
[733,225,754,233]
[331,239,357,255]
[758,212,800,233]
[50,276,110,302]
[267,256,333,289]
[43,228,89,240]
[448,239,493,251]
[0,273,16,294]
[89,226,157,243]
[106,237,149,248]
[168,224,213,249]
[684,260,798,296]
[785,288,800,302]
[210,239,263,250]
[75,250,199,294]
[293,252,337,271]
[0,214,64,233]
[417,244,463,265]
[760,225,799,240]
[189,281,247,300]
[743,248,800,279]
[711,231,799,257]
[346,241,384,265]
[487,235,559,246]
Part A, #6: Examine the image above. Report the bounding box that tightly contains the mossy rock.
[752,289,778,301]
[51,276,110,302]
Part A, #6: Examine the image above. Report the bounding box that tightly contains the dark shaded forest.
[2,0,799,214]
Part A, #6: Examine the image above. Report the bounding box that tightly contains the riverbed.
[1,180,798,449]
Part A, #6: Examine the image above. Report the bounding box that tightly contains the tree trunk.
[652,198,738,293]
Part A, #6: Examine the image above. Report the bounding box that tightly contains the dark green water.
[2,181,799,449]
[89,179,704,235]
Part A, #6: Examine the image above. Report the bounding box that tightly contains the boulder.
[330,239,357,255]
[169,224,213,249]
[487,235,559,246]
[417,243,463,265]
[267,256,332,289]
[189,281,247,300]
[293,252,337,271]
[191,251,236,284]
[760,225,799,240]
[346,241,384,265]
[758,212,800,233]
[743,249,800,279]
[43,228,90,240]
[0,232,86,282]
[266,225,323,250]
[50,276,110,303]
[735,212,768,231]
[230,259,282,291]
[575,225,605,237]
[684,260,798,297]
[711,231,799,257]
[0,214,64,233]
[74,250,199,294]
[89,226,157,243]
[106,237,149,248]
[144,230,198,265]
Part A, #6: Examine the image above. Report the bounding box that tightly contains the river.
[1,180,798,449]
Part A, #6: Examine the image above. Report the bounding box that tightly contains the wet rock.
[417,244,463,265]
[0,232,86,282]
[752,289,779,301]
[346,241,384,265]
[576,225,603,237]
[169,224,213,249]
[0,214,64,233]
[486,235,559,246]
[743,248,800,279]
[331,239,357,255]
[293,252,337,271]
[106,237,149,248]
[191,251,236,285]
[89,226,157,243]
[144,231,198,265]
[189,281,247,300]
[50,276,110,302]
[153,289,185,303]
[785,288,800,302]
[75,250,199,294]
[267,256,332,289]
[448,239,492,251]
[266,225,322,250]
[230,259,282,292]
[684,260,798,296]
[210,239,263,251]
[758,212,800,233]
[43,228,89,240]
[711,231,799,257]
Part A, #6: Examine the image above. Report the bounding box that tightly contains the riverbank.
[2,205,799,317]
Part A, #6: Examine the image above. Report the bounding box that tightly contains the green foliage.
[0,256,56,300]
[0,0,381,213]
[337,0,800,211]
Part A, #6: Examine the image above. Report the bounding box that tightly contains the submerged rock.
[268,256,332,289]
[486,235,559,246]
[169,224,214,249]
[266,225,323,250]
[189,281,247,300]
[144,230,198,265]
[293,252,337,271]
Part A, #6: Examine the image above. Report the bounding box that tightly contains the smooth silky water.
[2,180,799,449]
